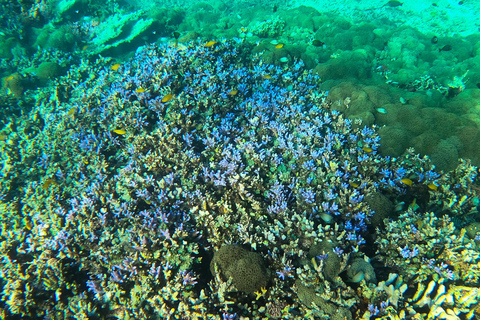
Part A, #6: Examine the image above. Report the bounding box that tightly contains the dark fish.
[384,0,403,7]
[273,4,278,12]
[431,36,438,44]
[173,31,181,48]
[439,44,452,52]
[312,39,324,47]
[476,83,480,89]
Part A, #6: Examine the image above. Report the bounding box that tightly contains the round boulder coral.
[210,245,270,294]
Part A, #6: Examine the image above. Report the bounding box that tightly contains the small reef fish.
[66,107,76,116]
[228,89,238,96]
[66,107,76,120]
[113,129,127,135]
[161,93,173,103]
[439,45,452,52]
[42,178,58,190]
[263,74,272,80]
[362,146,373,153]
[400,178,413,186]
[205,41,216,47]
[173,31,180,47]
[312,39,324,47]
[408,198,419,211]
[135,87,146,93]
[384,0,403,7]
[376,108,387,114]
[427,183,438,191]
[111,63,121,71]
[275,43,284,49]
[349,181,360,188]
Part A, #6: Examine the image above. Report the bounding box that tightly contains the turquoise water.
[1,0,480,319]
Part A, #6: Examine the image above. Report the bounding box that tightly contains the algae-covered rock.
[210,244,270,294]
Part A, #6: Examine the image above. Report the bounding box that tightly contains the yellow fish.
[228,89,238,96]
[42,178,58,190]
[275,43,284,49]
[135,87,146,93]
[66,106,76,117]
[111,63,121,71]
[427,183,438,191]
[362,146,373,153]
[113,129,127,135]
[263,74,272,80]
[161,93,173,103]
[205,41,216,47]
[349,181,359,188]
[400,178,413,186]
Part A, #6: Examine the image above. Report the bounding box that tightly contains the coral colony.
[1,39,480,319]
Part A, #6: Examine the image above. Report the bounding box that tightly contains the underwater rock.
[210,245,270,294]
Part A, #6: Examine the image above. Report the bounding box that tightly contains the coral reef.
[0,38,479,319]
